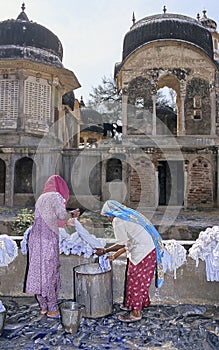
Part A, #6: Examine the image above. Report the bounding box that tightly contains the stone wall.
[187,157,214,207]
[0,250,218,305]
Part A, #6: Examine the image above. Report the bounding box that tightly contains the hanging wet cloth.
[0,235,18,267]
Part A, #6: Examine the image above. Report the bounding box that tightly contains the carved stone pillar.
[154,159,159,207]
[122,92,128,137]
[183,160,189,209]
[17,69,28,131]
[210,86,216,135]
[152,94,157,136]
[4,154,14,207]
[179,81,186,135]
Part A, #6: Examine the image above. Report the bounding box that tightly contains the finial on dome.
[163,5,167,14]
[79,96,85,108]
[203,9,207,18]
[17,2,29,21]
[197,13,200,21]
[132,12,136,25]
[200,8,217,30]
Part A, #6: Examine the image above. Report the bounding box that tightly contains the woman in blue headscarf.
[95,200,164,323]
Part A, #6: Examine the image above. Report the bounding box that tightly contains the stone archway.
[157,74,180,135]
[13,157,36,207]
[158,160,184,206]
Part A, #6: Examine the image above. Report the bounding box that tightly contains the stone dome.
[0,4,63,67]
[122,13,214,62]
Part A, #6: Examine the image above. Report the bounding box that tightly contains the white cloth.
[74,219,105,249]
[0,234,18,267]
[0,300,6,312]
[112,217,155,265]
[162,240,187,279]
[189,226,219,282]
[21,227,32,255]
[99,254,111,272]
[21,219,106,259]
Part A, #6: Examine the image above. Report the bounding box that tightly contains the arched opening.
[156,87,177,135]
[14,157,35,193]
[106,158,122,182]
[158,160,184,206]
[0,159,6,205]
[157,74,179,135]
[14,157,36,207]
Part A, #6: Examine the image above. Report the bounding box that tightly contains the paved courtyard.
[0,296,218,349]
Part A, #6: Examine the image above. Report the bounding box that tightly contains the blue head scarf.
[101,200,164,288]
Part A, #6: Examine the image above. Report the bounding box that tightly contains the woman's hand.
[70,208,80,218]
[94,248,105,256]
[107,254,115,262]
[66,218,75,226]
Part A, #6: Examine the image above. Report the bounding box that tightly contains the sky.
[1,0,219,103]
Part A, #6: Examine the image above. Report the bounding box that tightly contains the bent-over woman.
[95,200,164,323]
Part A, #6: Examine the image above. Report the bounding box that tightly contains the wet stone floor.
[0,297,219,350]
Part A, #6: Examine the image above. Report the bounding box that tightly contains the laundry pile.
[21,219,106,259]
[189,226,219,281]
[0,234,18,267]
[162,240,187,279]
[59,219,106,258]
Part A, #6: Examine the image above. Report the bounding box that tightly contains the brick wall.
[187,157,214,207]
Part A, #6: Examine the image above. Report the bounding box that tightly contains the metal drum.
[0,311,6,336]
[74,263,113,318]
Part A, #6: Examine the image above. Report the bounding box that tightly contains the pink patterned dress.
[25,191,67,312]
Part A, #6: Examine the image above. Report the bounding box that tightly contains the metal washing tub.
[74,263,113,318]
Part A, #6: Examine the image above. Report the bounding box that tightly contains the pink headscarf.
[43,175,70,227]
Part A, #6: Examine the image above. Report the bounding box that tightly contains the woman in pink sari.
[25,175,79,318]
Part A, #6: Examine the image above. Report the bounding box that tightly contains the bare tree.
[88,76,122,122]
[157,87,177,111]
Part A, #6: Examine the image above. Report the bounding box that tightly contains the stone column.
[154,160,159,208]
[17,69,28,131]
[152,95,157,136]
[179,81,186,135]
[122,93,128,137]
[210,87,216,136]
[183,160,189,209]
[4,154,14,207]
[217,151,219,208]
[179,95,186,135]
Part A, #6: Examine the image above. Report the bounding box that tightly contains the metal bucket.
[0,311,6,336]
[60,301,85,334]
[74,263,113,318]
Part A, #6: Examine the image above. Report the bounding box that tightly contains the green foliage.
[10,208,34,236]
